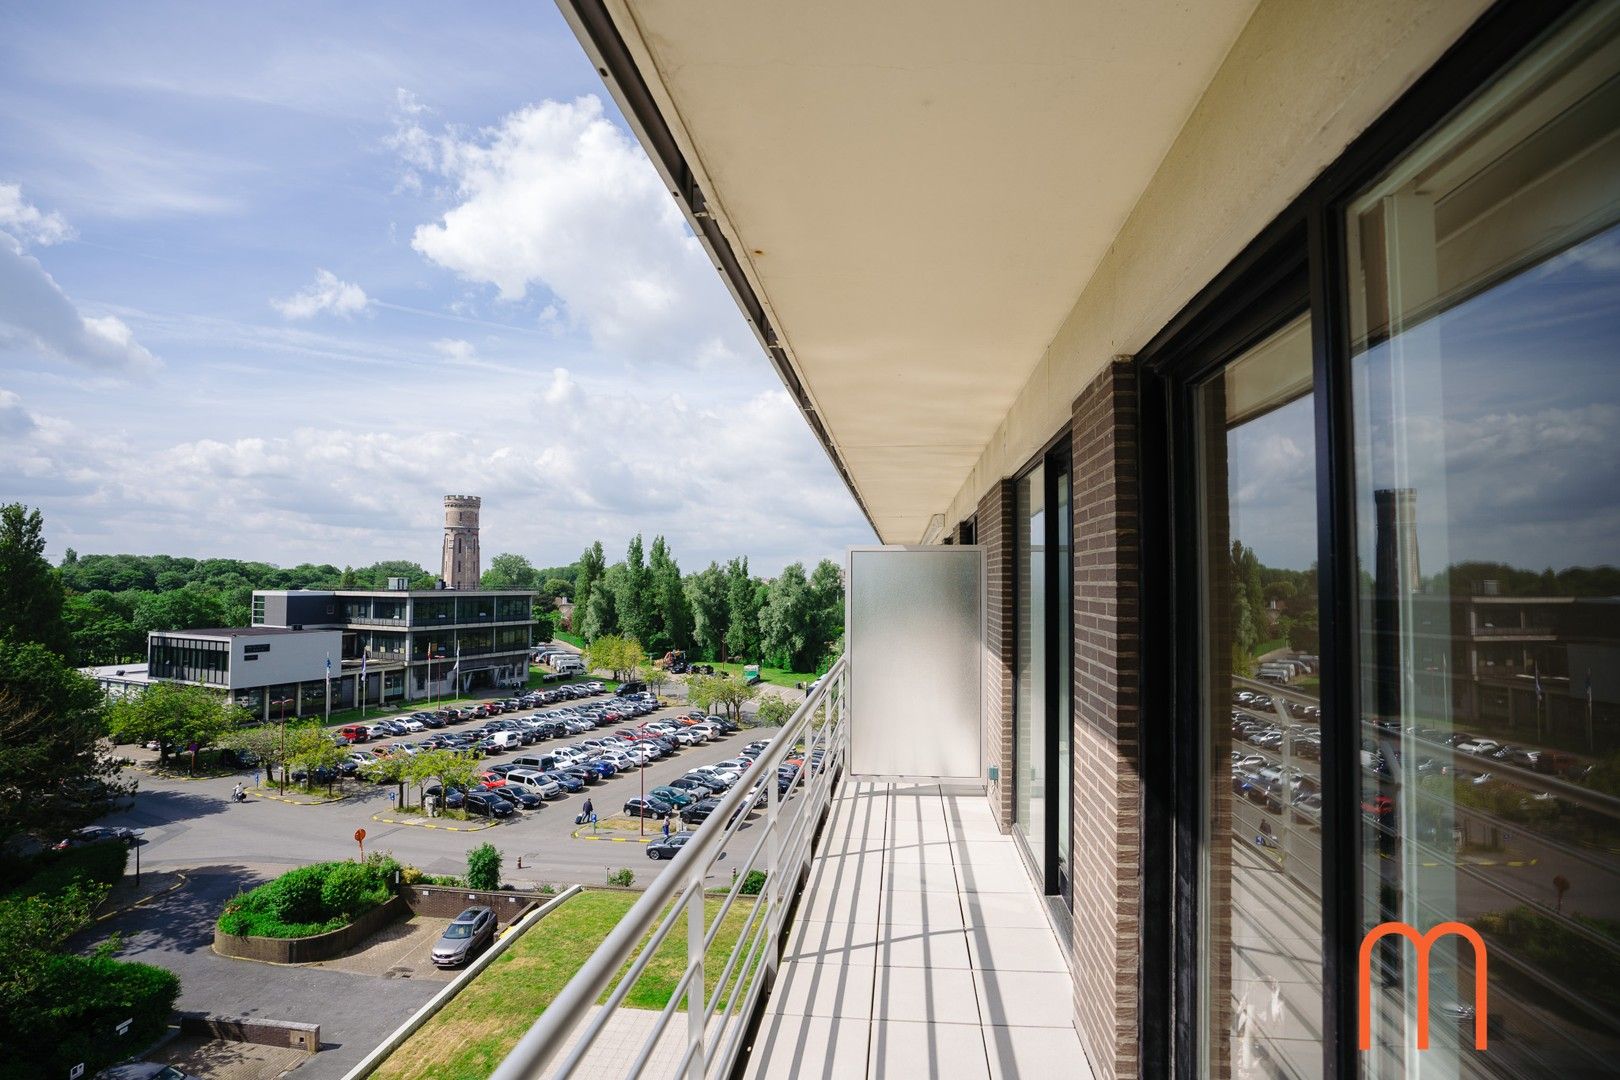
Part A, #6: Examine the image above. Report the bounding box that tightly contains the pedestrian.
[582,796,594,819]
[232,782,245,803]
[661,816,670,838]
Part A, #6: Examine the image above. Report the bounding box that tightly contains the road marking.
[96,869,190,922]
[571,827,654,844]
[370,812,499,832]
[249,788,352,806]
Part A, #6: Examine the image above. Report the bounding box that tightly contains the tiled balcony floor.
[745,781,1094,1080]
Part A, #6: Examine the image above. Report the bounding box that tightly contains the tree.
[752,692,794,729]
[106,682,246,774]
[760,563,818,671]
[0,645,127,844]
[685,562,730,661]
[574,542,606,636]
[640,664,670,700]
[223,723,291,789]
[286,723,346,792]
[807,559,845,667]
[645,536,693,655]
[588,635,646,682]
[536,577,574,606]
[615,536,653,645]
[466,842,502,890]
[483,552,539,590]
[361,753,411,809]
[582,563,623,640]
[0,503,70,654]
[685,673,757,723]
[724,558,762,661]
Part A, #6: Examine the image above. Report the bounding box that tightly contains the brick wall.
[402,884,550,926]
[978,480,1015,831]
[1070,358,1144,1079]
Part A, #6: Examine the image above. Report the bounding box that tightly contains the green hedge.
[218,858,396,938]
[0,954,179,1080]
[0,840,128,901]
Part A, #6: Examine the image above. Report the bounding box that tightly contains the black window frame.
[1134,2,1584,1075]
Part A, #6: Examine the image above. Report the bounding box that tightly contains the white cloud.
[271,269,371,319]
[0,184,73,246]
[0,233,159,372]
[396,94,754,364]
[541,367,576,406]
[3,365,870,573]
[432,337,475,362]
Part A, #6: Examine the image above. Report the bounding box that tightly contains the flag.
[361,651,368,678]
[325,653,332,679]
[1587,668,1594,707]
[1534,664,1543,704]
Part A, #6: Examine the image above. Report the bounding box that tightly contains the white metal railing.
[490,656,849,1080]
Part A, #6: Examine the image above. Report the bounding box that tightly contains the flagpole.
[324,652,331,724]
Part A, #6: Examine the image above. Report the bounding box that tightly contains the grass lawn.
[374,890,758,1080]
[708,661,818,690]
[552,630,585,649]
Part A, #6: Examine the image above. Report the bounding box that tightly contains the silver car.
[432,906,496,967]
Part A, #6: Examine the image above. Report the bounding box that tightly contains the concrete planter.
[214,895,408,964]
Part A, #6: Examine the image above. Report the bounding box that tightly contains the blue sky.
[0,1,873,575]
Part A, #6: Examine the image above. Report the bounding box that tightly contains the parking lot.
[107,689,788,888]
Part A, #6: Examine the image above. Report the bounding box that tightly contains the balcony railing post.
[687,878,706,1080]
[765,746,781,981]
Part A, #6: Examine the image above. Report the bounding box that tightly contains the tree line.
[490,537,844,674]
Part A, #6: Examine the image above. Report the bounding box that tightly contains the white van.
[554,655,586,675]
[488,731,520,752]
[507,768,562,799]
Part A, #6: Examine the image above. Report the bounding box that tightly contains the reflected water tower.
[441,495,482,589]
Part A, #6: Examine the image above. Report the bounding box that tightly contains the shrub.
[606,868,634,888]
[739,870,767,896]
[364,851,403,888]
[0,840,128,901]
[320,862,371,919]
[215,860,395,939]
[265,864,327,925]
[466,843,502,890]
[2,953,179,1079]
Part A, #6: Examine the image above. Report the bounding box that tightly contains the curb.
[96,870,190,923]
[571,830,656,844]
[250,788,353,806]
[370,812,499,832]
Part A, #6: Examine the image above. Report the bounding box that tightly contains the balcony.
[747,781,1086,1080]
[480,653,1087,1080]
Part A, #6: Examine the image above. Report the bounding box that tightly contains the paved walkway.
[745,781,1094,1080]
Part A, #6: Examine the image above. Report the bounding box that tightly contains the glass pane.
[1015,462,1046,870]
[1199,313,1324,1077]
[1348,11,1620,1077]
[1057,464,1073,904]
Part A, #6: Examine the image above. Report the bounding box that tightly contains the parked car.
[463,791,515,818]
[431,906,497,967]
[649,784,694,808]
[101,1065,202,1080]
[647,833,693,861]
[490,785,543,810]
[624,796,674,819]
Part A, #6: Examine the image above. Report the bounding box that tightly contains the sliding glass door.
[1014,442,1074,912]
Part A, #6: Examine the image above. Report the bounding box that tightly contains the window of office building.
[1196,314,1324,1077]
[412,597,454,625]
[1347,9,1620,1074]
[459,595,495,623]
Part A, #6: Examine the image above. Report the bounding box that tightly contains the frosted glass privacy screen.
[846,546,984,781]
